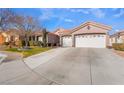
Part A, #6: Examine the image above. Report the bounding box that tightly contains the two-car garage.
[62,34,106,48]
[75,34,106,48]
[61,21,111,48]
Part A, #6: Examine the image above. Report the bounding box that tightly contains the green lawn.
[5,47,52,58]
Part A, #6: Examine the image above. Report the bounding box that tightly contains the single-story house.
[0,29,59,46]
[0,29,21,45]
[109,30,124,46]
[58,21,112,48]
[0,32,6,45]
[31,31,59,46]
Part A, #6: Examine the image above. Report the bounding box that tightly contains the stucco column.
[60,35,62,47]
[106,32,109,47]
[31,36,33,41]
[35,36,37,41]
[72,34,75,47]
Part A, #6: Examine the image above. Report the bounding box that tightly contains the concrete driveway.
[1,48,124,85]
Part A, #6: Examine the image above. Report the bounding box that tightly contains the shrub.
[38,41,43,47]
[112,43,124,51]
[3,42,9,46]
[18,40,23,48]
[29,41,34,46]
[21,40,26,47]
[33,41,38,46]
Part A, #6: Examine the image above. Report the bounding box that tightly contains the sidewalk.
[0,59,56,85]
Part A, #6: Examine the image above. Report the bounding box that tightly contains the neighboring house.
[0,32,6,45]
[5,29,20,42]
[0,29,59,46]
[0,29,21,45]
[109,30,124,46]
[47,32,59,46]
[30,30,59,46]
[59,21,112,48]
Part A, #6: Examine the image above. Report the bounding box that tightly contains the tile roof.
[53,28,72,36]
[110,30,124,37]
[31,31,43,36]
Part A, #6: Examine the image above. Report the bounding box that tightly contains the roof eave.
[71,21,112,33]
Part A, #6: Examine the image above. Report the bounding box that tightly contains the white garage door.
[75,34,106,48]
[62,36,72,47]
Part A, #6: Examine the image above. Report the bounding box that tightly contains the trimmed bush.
[33,41,39,46]
[38,41,43,47]
[112,43,124,51]
[29,41,34,46]
[18,40,23,48]
[3,42,9,46]
[21,40,26,47]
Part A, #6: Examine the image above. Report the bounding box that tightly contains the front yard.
[112,43,124,58]
[5,47,52,58]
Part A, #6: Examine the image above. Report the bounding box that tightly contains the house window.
[98,35,100,37]
[89,35,92,38]
[93,35,96,37]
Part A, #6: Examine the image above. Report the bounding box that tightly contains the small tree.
[13,15,41,48]
[0,9,16,31]
[0,9,18,48]
[42,28,47,47]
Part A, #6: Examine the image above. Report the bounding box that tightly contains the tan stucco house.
[0,29,59,46]
[0,29,21,45]
[109,30,124,46]
[54,21,112,48]
[32,31,59,46]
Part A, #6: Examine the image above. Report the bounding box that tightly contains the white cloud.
[67,9,89,14]
[115,29,119,32]
[114,9,124,18]
[39,9,57,20]
[89,8,105,18]
[66,8,105,18]
[76,9,89,14]
[64,19,73,22]
[39,8,105,22]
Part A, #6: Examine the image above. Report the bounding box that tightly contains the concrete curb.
[0,54,7,65]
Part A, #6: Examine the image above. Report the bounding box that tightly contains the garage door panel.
[75,35,106,48]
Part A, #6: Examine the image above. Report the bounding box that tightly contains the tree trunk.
[42,28,47,47]
[24,34,29,49]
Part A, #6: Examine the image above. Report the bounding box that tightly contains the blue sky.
[12,8,124,34]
